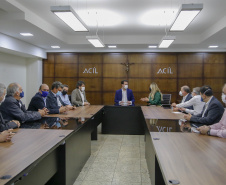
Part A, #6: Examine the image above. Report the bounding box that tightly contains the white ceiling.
[1,0,226,54]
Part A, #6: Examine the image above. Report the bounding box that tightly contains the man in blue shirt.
[59,84,71,105]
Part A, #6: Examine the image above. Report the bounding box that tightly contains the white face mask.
[222,93,226,104]
[124,85,128,89]
[0,95,5,104]
[179,91,183,96]
[81,87,85,91]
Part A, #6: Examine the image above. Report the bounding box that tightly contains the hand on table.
[11,120,20,128]
[184,113,192,121]
[197,125,210,135]
[0,129,14,142]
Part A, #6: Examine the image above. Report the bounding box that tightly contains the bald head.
[39,84,49,95]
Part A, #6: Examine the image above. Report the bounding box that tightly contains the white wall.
[0,52,42,107]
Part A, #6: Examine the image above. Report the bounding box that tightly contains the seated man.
[0,83,47,123]
[0,83,20,131]
[59,84,72,105]
[172,85,193,111]
[71,81,90,106]
[172,87,205,115]
[114,80,135,106]
[184,85,224,125]
[27,84,49,111]
[197,84,226,138]
[46,81,71,114]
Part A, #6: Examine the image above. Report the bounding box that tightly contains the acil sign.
[157,67,173,74]
[83,67,98,74]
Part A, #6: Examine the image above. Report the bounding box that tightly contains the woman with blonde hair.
[140,82,163,106]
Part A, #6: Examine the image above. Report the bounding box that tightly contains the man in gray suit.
[71,81,90,106]
[184,85,224,125]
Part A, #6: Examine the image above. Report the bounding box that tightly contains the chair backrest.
[161,94,171,105]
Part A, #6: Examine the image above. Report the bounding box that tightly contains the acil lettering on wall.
[83,67,98,74]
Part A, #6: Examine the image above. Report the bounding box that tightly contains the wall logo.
[83,67,98,74]
[156,126,172,132]
[157,67,173,74]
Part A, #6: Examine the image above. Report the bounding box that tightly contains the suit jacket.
[46,91,66,114]
[183,93,193,110]
[114,88,135,106]
[27,92,46,111]
[71,89,88,106]
[0,96,41,123]
[0,112,18,132]
[190,96,225,125]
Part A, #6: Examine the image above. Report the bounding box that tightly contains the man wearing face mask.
[71,81,90,106]
[27,84,50,111]
[0,83,20,131]
[197,84,226,138]
[114,80,135,106]
[172,87,205,115]
[184,85,224,125]
[59,84,72,105]
[172,85,193,111]
[0,83,47,123]
[46,81,70,114]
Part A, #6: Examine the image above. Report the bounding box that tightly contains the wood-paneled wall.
[43,53,226,105]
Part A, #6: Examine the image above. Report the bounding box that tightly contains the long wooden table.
[0,129,73,185]
[141,106,184,119]
[46,105,104,118]
[148,132,226,185]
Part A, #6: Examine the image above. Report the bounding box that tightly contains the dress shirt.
[120,89,128,106]
[79,90,85,105]
[59,93,71,105]
[181,94,189,103]
[210,109,226,138]
[202,96,213,117]
[176,95,205,115]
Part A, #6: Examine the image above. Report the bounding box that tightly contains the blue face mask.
[56,91,61,96]
[41,91,49,97]
[201,97,204,102]
[20,91,24,98]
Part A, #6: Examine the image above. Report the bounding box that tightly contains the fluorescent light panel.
[20,33,33,36]
[148,45,157,48]
[51,6,88,32]
[51,46,60,48]
[86,36,105,48]
[208,46,218,48]
[108,45,117,48]
[170,4,203,31]
[159,36,175,48]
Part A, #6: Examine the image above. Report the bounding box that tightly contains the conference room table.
[1,105,222,185]
[149,132,226,185]
[0,129,73,185]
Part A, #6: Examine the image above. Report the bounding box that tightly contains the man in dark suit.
[173,85,193,111]
[184,85,225,125]
[46,81,73,114]
[27,84,49,111]
[0,83,47,123]
[0,83,20,131]
[114,80,135,106]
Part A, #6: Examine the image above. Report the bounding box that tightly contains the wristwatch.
[207,128,211,136]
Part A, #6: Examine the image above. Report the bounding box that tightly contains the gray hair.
[192,87,200,95]
[182,85,191,93]
[7,83,19,96]
[0,83,6,97]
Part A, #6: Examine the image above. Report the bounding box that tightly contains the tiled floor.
[73,134,152,185]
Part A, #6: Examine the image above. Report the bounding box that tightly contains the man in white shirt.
[172,85,193,111]
[172,87,205,115]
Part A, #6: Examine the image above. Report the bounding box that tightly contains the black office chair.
[161,94,171,108]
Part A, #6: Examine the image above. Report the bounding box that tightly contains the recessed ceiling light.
[208,45,218,48]
[20,33,33,36]
[51,46,60,48]
[108,45,117,48]
[148,45,157,48]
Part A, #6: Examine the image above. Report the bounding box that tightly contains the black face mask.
[62,90,67,95]
[149,88,152,92]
